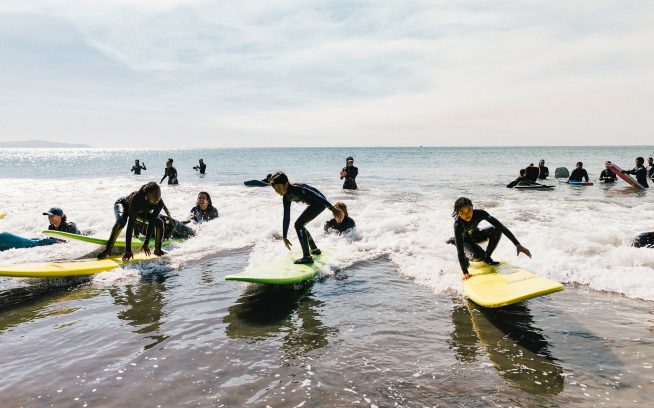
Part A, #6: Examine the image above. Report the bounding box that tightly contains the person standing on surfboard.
[97,182,167,261]
[622,157,649,188]
[270,172,344,264]
[599,161,617,183]
[567,162,589,183]
[448,197,532,280]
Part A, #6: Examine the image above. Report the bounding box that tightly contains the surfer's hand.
[331,207,344,223]
[154,248,166,256]
[516,244,532,258]
[122,251,134,261]
[283,238,292,250]
[141,245,151,257]
[463,273,472,280]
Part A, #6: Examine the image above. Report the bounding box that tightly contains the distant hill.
[0,140,92,148]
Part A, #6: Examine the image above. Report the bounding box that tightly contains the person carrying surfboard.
[622,157,649,188]
[567,162,589,183]
[270,172,344,264]
[97,182,167,261]
[448,197,532,280]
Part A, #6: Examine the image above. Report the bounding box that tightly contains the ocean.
[0,146,653,407]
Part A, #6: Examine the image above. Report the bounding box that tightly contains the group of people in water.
[131,158,207,184]
[506,157,654,188]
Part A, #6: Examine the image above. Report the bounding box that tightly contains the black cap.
[346,156,354,162]
[43,207,64,217]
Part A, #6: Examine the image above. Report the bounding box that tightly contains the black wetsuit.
[324,216,356,234]
[538,166,549,180]
[569,168,589,182]
[160,167,179,185]
[189,205,218,223]
[194,163,206,174]
[448,210,520,275]
[49,221,80,235]
[283,183,333,257]
[625,165,649,188]
[131,163,146,175]
[111,191,165,251]
[648,165,654,180]
[506,176,531,188]
[341,166,358,190]
[525,167,539,182]
[599,169,617,183]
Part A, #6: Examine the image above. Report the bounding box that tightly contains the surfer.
[506,169,532,188]
[622,157,649,188]
[324,202,356,234]
[160,158,179,185]
[131,159,146,175]
[647,157,654,180]
[97,182,166,261]
[44,207,80,234]
[340,157,358,190]
[567,162,589,183]
[538,160,549,180]
[525,163,539,182]
[270,172,343,264]
[262,174,272,184]
[193,159,206,175]
[599,161,617,183]
[448,197,532,280]
[189,191,218,223]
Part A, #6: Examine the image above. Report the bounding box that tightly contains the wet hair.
[636,156,644,163]
[576,161,583,167]
[520,169,526,176]
[452,197,473,217]
[139,182,161,198]
[333,202,348,218]
[270,171,288,185]
[197,191,213,207]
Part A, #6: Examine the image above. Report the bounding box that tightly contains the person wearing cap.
[270,171,344,264]
[622,157,649,188]
[537,160,549,180]
[131,159,146,175]
[599,161,617,183]
[193,159,206,175]
[44,207,80,234]
[340,157,358,189]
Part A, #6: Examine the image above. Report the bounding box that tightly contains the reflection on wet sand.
[109,276,169,350]
[450,300,565,395]
[224,283,337,358]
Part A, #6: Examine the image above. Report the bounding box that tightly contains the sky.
[0,0,653,148]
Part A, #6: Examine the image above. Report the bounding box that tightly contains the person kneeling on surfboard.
[324,202,356,234]
[270,172,343,264]
[97,182,166,261]
[622,157,649,188]
[448,197,532,280]
[567,162,589,183]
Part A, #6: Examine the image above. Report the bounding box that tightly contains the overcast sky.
[0,0,652,148]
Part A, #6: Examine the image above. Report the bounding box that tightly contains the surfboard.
[244,180,269,187]
[0,213,6,219]
[463,262,563,308]
[42,230,176,247]
[559,180,593,186]
[607,163,645,189]
[514,184,554,190]
[225,253,328,284]
[0,252,163,278]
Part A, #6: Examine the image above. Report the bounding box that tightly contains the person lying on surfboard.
[97,182,167,261]
[324,202,356,234]
[622,157,649,188]
[270,172,343,264]
[567,162,589,183]
[599,161,617,183]
[447,197,532,280]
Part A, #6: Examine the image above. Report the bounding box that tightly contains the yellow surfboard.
[0,252,162,278]
[463,262,563,308]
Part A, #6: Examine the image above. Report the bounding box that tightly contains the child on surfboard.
[447,197,532,280]
[270,172,343,264]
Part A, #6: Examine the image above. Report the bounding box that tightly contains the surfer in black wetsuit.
[506,169,531,188]
[599,161,617,183]
[647,157,654,181]
[447,197,532,279]
[193,159,206,175]
[262,174,272,184]
[43,207,80,234]
[131,160,146,175]
[340,157,358,190]
[160,158,179,185]
[525,163,539,182]
[189,191,218,223]
[271,172,343,264]
[567,162,589,182]
[622,157,649,188]
[324,202,356,234]
[97,182,166,261]
[538,160,549,180]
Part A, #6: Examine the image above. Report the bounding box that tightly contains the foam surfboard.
[0,252,163,278]
[607,163,645,189]
[42,230,176,247]
[225,252,328,284]
[514,184,554,190]
[463,262,563,308]
[244,180,269,187]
